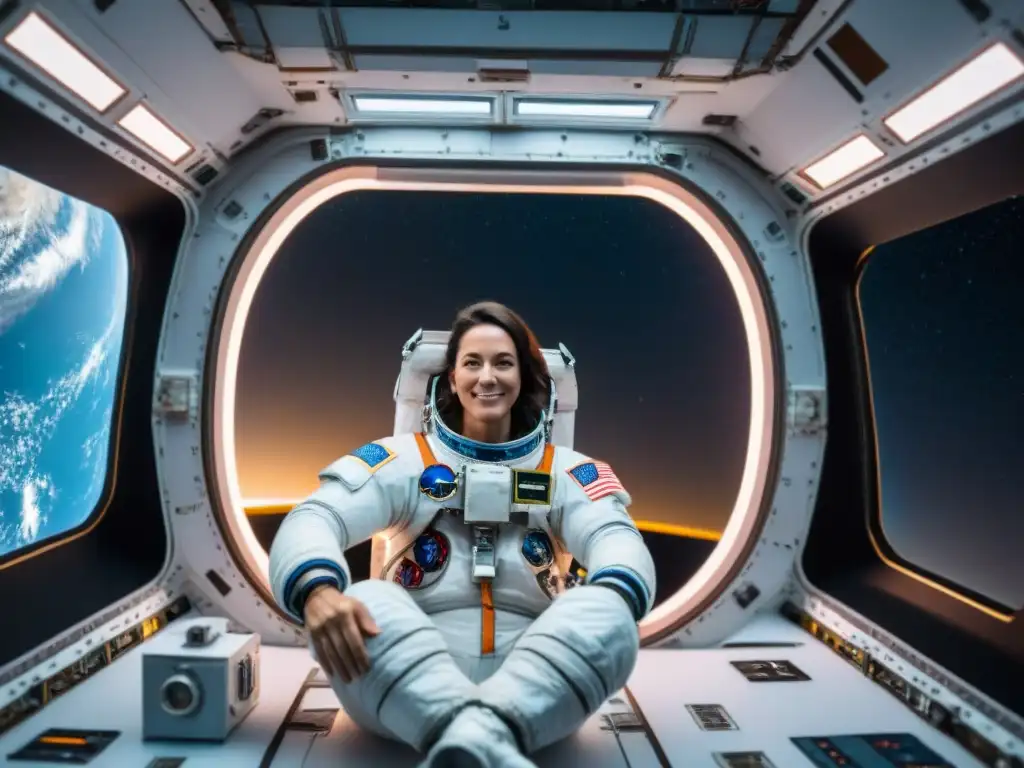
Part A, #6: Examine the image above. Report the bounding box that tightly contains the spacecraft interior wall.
[152,125,825,650]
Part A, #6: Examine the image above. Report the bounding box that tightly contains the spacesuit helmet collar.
[426,375,552,463]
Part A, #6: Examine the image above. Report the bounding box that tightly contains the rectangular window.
[858,194,1024,611]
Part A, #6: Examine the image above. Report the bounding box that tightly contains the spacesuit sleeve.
[268,442,406,624]
[551,459,656,621]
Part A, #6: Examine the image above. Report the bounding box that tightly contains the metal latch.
[155,372,198,422]
[471,525,496,583]
[600,712,645,733]
[786,385,826,436]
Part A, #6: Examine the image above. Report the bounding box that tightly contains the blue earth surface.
[0,165,128,558]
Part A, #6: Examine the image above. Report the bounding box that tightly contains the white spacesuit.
[269,375,656,766]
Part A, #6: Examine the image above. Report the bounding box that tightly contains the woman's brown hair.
[434,301,551,441]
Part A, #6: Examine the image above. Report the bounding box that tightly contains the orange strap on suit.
[414,433,554,656]
[479,582,496,654]
[536,442,555,474]
[413,432,435,468]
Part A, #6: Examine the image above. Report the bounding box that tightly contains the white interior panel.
[0,614,991,767]
[740,57,868,175]
[630,614,989,768]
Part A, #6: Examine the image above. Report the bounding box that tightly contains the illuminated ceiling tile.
[352,95,493,115]
[884,42,1024,144]
[515,99,659,120]
[117,104,193,164]
[3,11,126,112]
[800,134,885,189]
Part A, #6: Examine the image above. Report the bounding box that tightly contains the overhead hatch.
[210,1,810,81]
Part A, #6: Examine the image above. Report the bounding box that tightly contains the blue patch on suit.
[413,529,449,573]
[349,442,393,470]
[419,463,458,501]
[522,530,554,568]
[569,462,599,486]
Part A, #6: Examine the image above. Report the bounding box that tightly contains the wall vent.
[686,704,738,731]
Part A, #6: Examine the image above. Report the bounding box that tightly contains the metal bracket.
[401,328,423,360]
[600,711,645,733]
[155,372,199,422]
[471,525,497,583]
[786,385,826,436]
[558,342,576,369]
[654,145,687,170]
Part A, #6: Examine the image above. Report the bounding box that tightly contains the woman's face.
[449,323,522,428]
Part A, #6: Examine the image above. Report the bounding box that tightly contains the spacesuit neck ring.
[424,376,551,463]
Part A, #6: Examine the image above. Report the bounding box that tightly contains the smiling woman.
[437,302,548,445]
[0,165,129,562]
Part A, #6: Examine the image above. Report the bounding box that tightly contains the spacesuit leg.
[453,584,639,756]
[315,579,478,751]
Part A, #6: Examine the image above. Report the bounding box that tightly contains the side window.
[858,195,1024,610]
[0,166,129,559]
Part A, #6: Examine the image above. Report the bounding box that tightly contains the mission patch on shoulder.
[348,442,396,473]
[567,460,624,502]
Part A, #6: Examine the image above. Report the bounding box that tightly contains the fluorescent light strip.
[117,104,193,164]
[884,42,1024,144]
[352,96,492,115]
[516,100,657,119]
[3,11,125,112]
[801,134,885,189]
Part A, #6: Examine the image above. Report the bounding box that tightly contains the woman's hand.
[303,584,382,683]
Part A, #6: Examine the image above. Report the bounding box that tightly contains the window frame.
[0,82,183,670]
[854,238,1017,622]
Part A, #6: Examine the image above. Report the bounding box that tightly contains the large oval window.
[233,189,750,610]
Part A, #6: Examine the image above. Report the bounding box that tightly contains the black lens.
[163,680,194,711]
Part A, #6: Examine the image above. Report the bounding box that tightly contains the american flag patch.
[567,460,624,501]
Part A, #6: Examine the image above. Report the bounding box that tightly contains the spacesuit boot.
[321,580,479,750]
[419,705,538,768]
[474,584,640,755]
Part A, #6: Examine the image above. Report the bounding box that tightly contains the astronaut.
[269,301,656,767]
